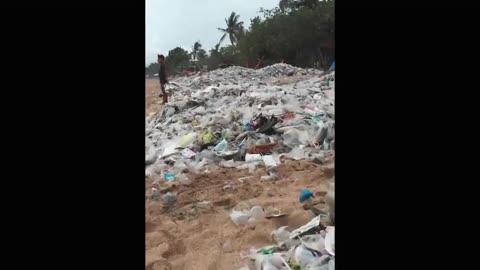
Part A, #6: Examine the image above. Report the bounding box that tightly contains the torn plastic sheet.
[290,215,322,239]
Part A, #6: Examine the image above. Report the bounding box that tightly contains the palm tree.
[191,41,202,61]
[217,12,244,46]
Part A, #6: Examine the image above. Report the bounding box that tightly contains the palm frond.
[219,33,227,45]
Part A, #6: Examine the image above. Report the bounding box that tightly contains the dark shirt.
[158,63,168,84]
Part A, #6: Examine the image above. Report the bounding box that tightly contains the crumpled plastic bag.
[176,133,197,148]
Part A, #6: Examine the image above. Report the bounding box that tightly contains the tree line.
[145,0,334,76]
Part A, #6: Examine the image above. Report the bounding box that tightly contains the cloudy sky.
[146,0,279,66]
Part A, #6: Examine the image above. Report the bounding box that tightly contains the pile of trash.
[237,214,334,270]
[229,184,334,270]
[145,63,334,199]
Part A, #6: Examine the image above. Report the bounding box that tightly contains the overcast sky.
[146,0,279,66]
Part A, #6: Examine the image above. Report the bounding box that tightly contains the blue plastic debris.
[299,189,314,203]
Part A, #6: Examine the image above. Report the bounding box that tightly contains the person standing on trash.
[157,54,169,104]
